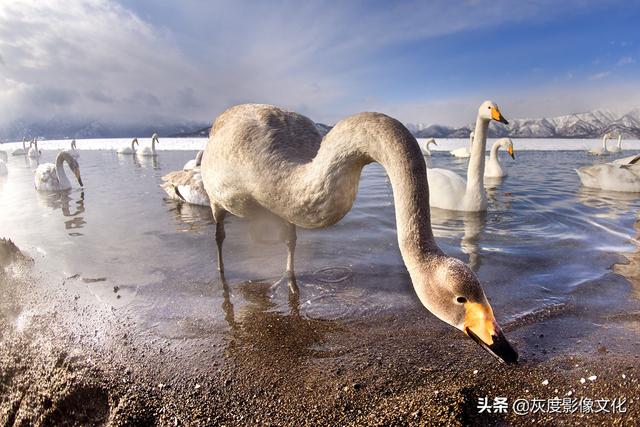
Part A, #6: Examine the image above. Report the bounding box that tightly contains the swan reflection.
[430,209,487,270]
[36,190,86,236]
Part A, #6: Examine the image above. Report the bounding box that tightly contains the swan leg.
[212,205,227,274]
[284,223,297,277]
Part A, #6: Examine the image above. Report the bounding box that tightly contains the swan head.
[419,257,518,364]
[499,138,515,159]
[478,100,508,125]
[63,153,83,187]
[152,133,159,142]
[427,138,437,147]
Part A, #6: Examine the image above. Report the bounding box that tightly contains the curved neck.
[131,139,137,150]
[489,140,501,160]
[467,116,489,195]
[22,140,26,150]
[617,135,622,148]
[602,135,608,149]
[307,115,440,261]
[151,137,156,152]
[55,153,71,187]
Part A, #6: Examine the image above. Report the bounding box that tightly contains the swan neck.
[55,153,71,186]
[467,116,488,194]
[490,140,500,160]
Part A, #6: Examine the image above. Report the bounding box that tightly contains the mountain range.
[1,109,639,141]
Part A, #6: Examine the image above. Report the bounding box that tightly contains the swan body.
[70,139,79,158]
[11,138,27,156]
[608,134,622,153]
[577,152,640,192]
[428,101,509,211]
[201,103,518,364]
[450,132,474,158]
[28,138,40,158]
[0,151,7,176]
[117,138,139,154]
[420,138,437,156]
[183,150,204,170]
[138,133,159,157]
[588,134,610,156]
[161,169,210,206]
[34,151,83,191]
[484,138,515,178]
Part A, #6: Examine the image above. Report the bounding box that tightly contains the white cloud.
[617,56,635,66]
[588,71,611,81]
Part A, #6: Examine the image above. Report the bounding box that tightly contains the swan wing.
[427,168,467,210]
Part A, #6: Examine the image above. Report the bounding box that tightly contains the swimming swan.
[183,150,204,171]
[608,134,622,153]
[137,133,159,157]
[420,138,438,156]
[161,168,210,206]
[577,151,640,192]
[27,138,40,158]
[201,103,518,364]
[450,132,474,158]
[588,134,610,156]
[484,138,515,179]
[70,139,80,159]
[11,138,27,156]
[427,101,509,211]
[34,151,83,191]
[0,151,7,176]
[117,138,139,154]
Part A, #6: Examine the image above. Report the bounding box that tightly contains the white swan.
[484,138,515,179]
[201,104,518,364]
[608,134,622,153]
[588,134,610,156]
[450,132,473,158]
[183,150,204,171]
[0,151,7,176]
[161,168,210,206]
[70,139,80,159]
[117,138,139,154]
[137,133,159,157]
[427,101,509,211]
[34,151,83,191]
[11,138,27,156]
[28,138,40,158]
[419,138,437,156]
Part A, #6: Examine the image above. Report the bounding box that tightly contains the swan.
[117,138,139,154]
[70,139,80,159]
[588,134,610,156]
[608,134,622,153]
[0,151,7,176]
[137,133,159,157]
[183,150,204,171]
[420,138,437,156]
[34,151,83,191]
[484,138,515,179]
[450,132,473,158]
[577,153,640,192]
[161,168,210,206]
[201,103,518,364]
[28,138,41,158]
[427,101,509,211]
[11,138,27,156]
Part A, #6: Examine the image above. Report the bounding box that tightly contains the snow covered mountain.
[413,109,640,139]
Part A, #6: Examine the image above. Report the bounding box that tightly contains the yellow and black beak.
[507,145,515,160]
[464,302,518,364]
[491,107,509,125]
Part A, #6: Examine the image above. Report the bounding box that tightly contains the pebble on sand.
[541,379,549,385]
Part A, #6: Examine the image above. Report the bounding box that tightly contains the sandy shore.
[1,243,639,426]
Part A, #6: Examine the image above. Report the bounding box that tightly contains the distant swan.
[27,138,40,158]
[137,133,159,157]
[201,103,518,364]
[588,134,610,156]
[420,138,437,156]
[450,132,473,158]
[484,138,515,178]
[34,151,83,191]
[11,138,27,156]
[117,138,139,154]
[608,134,622,153]
[427,101,509,211]
[70,139,80,159]
[0,151,7,176]
[183,150,204,170]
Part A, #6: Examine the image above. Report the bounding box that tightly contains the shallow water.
[1,149,640,345]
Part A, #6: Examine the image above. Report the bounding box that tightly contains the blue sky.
[1,0,639,128]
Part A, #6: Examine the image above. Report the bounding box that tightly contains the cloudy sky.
[0,0,639,129]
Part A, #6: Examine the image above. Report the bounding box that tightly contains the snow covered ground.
[1,137,640,152]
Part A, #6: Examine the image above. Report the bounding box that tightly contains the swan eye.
[456,296,467,304]
[487,106,491,110]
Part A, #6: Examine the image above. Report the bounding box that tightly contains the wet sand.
[1,247,639,426]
